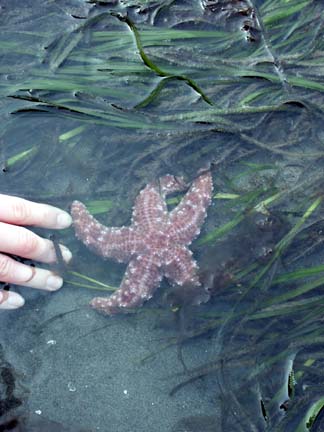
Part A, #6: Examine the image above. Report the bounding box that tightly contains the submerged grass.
[164,173,324,429]
[3,0,323,136]
[111,13,213,106]
[67,270,117,291]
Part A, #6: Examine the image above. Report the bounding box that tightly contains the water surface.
[1,1,324,431]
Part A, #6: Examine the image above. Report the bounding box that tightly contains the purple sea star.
[71,170,213,315]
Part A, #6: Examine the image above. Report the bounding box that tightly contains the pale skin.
[0,194,73,310]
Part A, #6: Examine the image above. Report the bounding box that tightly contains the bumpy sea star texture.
[71,170,213,315]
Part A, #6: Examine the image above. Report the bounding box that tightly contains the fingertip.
[45,275,63,291]
[56,212,73,229]
[0,291,25,310]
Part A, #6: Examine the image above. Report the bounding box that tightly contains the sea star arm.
[71,201,140,262]
[90,255,162,314]
[163,245,200,287]
[132,175,188,229]
[169,171,213,244]
[131,183,167,229]
[159,174,188,197]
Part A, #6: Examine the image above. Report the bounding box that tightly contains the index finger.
[0,195,72,229]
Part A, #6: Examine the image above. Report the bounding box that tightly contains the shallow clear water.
[1,1,324,431]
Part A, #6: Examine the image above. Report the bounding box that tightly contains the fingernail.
[56,212,72,229]
[46,275,63,291]
[60,245,72,263]
[5,292,25,309]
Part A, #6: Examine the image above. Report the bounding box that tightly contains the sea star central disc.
[71,170,213,315]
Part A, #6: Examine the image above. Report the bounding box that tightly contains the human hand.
[0,194,73,310]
